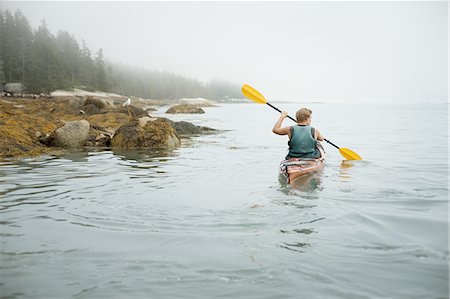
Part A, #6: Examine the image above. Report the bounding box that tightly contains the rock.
[111,118,180,149]
[49,96,86,115]
[39,134,51,146]
[86,125,112,147]
[163,119,216,136]
[83,104,102,115]
[95,133,112,147]
[138,116,157,127]
[117,105,148,117]
[166,103,205,114]
[83,96,114,114]
[49,120,90,148]
[171,121,214,136]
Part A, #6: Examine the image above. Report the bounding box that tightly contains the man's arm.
[272,112,291,136]
[315,129,325,141]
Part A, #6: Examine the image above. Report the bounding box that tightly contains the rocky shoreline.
[0,96,217,159]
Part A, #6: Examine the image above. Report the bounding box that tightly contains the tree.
[0,8,240,98]
[28,19,69,92]
[94,48,109,91]
[14,10,33,88]
[0,60,5,85]
[55,30,81,86]
[0,11,5,84]
[2,10,18,83]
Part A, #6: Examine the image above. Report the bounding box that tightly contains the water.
[1,103,448,298]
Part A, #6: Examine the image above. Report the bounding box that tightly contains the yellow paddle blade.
[242,84,267,104]
[339,148,362,160]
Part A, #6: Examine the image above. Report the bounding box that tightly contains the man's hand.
[280,111,288,118]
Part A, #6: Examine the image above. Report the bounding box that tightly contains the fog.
[1,1,448,102]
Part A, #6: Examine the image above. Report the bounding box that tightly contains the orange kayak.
[279,146,325,185]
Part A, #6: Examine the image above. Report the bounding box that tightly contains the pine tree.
[79,39,95,90]
[0,11,5,85]
[55,31,81,87]
[94,48,108,91]
[14,10,33,88]
[2,10,18,83]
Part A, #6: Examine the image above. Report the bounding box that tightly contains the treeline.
[0,9,240,100]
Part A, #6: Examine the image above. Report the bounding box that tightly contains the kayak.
[279,146,325,185]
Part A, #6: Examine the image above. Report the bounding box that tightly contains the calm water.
[0,103,448,298]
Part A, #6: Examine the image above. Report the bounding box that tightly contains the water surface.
[1,103,448,298]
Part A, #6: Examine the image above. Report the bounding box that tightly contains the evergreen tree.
[14,10,34,88]
[0,60,5,85]
[2,10,18,82]
[0,8,240,99]
[78,39,96,90]
[95,48,108,91]
[0,11,5,84]
[55,30,81,86]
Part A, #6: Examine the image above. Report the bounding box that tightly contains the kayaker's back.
[287,125,320,159]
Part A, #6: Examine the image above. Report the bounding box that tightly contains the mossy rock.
[111,118,180,149]
[166,103,205,114]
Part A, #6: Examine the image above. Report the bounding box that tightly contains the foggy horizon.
[1,1,448,103]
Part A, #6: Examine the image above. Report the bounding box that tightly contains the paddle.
[241,84,362,160]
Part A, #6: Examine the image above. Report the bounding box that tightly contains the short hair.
[296,108,312,122]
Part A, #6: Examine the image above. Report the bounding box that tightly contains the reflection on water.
[112,148,177,163]
[339,160,354,182]
[279,172,323,193]
[53,149,91,162]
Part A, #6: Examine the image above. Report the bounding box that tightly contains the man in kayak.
[272,108,325,159]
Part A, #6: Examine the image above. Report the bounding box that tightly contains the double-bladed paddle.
[241,84,362,160]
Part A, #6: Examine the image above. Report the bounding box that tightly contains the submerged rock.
[166,103,205,114]
[111,118,180,149]
[48,120,90,148]
[164,120,216,136]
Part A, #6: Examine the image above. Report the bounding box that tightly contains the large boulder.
[83,96,114,114]
[116,105,148,117]
[48,120,90,148]
[83,104,101,115]
[111,118,180,149]
[166,103,205,114]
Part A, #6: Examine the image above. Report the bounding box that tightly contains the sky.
[1,1,448,102]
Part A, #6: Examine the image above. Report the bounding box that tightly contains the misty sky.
[1,1,448,102]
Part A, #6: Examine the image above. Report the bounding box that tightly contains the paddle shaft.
[266,102,297,122]
[266,102,340,150]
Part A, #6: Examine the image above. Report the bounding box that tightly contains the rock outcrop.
[83,96,114,115]
[48,120,90,148]
[166,103,205,114]
[111,118,180,149]
[0,97,217,158]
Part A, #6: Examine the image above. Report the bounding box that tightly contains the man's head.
[296,108,312,123]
